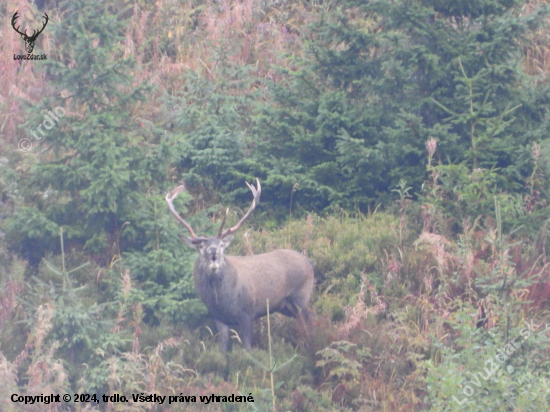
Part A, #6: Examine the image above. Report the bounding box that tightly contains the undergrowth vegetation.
[2,202,550,411]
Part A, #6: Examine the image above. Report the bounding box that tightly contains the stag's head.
[166,180,261,274]
[11,11,49,54]
[183,236,235,274]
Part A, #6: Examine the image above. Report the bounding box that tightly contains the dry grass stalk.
[339,274,386,337]
[0,279,23,330]
[415,232,457,277]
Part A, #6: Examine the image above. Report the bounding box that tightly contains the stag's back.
[227,249,314,316]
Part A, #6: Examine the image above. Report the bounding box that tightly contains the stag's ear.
[222,233,235,248]
[179,235,200,250]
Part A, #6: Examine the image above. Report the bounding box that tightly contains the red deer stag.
[166,180,314,350]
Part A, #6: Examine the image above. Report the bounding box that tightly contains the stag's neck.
[195,260,238,298]
[197,260,236,283]
[194,260,242,323]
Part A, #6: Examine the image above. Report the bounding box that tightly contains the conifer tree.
[5,0,202,326]
[8,0,148,255]
[255,0,550,214]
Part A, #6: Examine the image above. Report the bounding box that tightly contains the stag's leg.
[278,302,295,318]
[239,313,253,350]
[289,293,313,335]
[214,320,229,352]
[294,305,312,329]
[299,306,312,326]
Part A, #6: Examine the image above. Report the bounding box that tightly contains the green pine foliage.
[6,0,150,255]
[253,0,550,216]
[3,0,204,328]
[121,191,207,325]
[163,50,259,198]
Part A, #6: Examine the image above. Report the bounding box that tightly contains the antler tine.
[32,13,49,39]
[11,11,27,37]
[220,179,261,239]
[165,185,198,239]
[217,208,229,238]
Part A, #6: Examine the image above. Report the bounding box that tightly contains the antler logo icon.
[11,11,49,54]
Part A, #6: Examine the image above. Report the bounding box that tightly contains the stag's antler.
[217,208,229,237]
[219,179,261,239]
[167,180,261,240]
[11,11,49,41]
[11,11,26,37]
[32,12,49,40]
[165,185,200,239]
